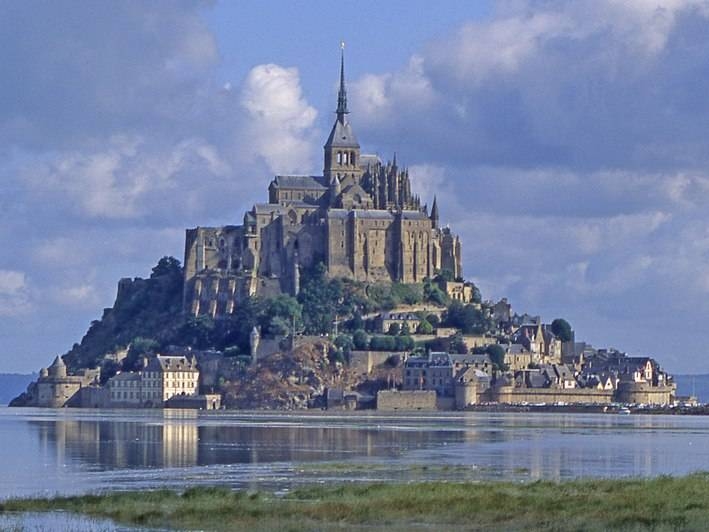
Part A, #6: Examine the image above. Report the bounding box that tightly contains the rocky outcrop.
[222,340,359,410]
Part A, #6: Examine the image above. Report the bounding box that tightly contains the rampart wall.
[376,390,437,411]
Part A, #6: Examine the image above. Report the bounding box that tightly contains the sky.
[1,0,709,374]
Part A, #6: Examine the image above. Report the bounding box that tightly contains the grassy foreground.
[3,474,709,531]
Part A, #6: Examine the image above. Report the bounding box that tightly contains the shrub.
[353,329,369,350]
[416,320,433,335]
[370,335,396,351]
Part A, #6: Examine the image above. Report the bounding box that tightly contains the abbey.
[183,52,463,317]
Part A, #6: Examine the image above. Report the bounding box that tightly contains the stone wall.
[616,382,675,405]
[492,387,614,405]
[350,350,407,376]
[376,390,437,411]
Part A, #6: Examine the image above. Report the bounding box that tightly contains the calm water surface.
[2,407,709,500]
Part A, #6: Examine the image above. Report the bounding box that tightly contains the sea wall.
[492,387,614,404]
[376,390,437,411]
[616,382,675,405]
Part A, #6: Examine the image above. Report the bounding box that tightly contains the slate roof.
[505,344,528,355]
[352,210,394,219]
[325,119,359,148]
[145,355,198,373]
[273,175,327,189]
[360,154,381,169]
[400,210,430,220]
[254,203,289,215]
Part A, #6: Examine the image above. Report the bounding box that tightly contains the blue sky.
[1,0,709,374]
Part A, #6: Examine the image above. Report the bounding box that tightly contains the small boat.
[618,407,631,415]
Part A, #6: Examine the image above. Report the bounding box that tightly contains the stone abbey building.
[184,52,462,317]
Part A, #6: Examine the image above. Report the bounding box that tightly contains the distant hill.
[0,374,36,405]
[674,374,709,404]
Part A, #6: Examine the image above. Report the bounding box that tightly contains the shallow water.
[0,511,152,531]
[2,407,709,501]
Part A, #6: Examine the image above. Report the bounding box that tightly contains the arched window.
[343,152,348,165]
[350,151,356,166]
[337,151,342,164]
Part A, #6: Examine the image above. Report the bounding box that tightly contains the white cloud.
[351,55,436,122]
[426,12,573,86]
[239,64,318,174]
[24,136,230,219]
[0,270,31,316]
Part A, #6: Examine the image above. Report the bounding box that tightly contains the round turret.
[48,355,67,379]
[39,367,48,379]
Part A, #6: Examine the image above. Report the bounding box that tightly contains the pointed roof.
[50,355,66,369]
[336,42,348,120]
[325,115,359,148]
[325,43,359,149]
[430,195,439,221]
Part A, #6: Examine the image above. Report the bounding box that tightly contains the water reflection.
[3,408,709,499]
[27,410,469,470]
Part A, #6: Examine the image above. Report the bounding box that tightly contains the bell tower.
[324,43,362,183]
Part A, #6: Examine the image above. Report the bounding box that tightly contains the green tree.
[445,302,486,334]
[486,344,506,369]
[262,295,303,336]
[416,320,434,334]
[390,283,423,305]
[423,279,449,306]
[449,334,469,354]
[151,256,182,279]
[298,263,344,334]
[353,329,369,350]
[347,312,364,332]
[218,297,264,352]
[436,269,455,282]
[387,323,401,336]
[123,337,159,371]
[471,285,482,304]
[334,334,354,355]
[395,335,415,351]
[178,315,216,349]
[551,318,573,343]
[370,335,396,351]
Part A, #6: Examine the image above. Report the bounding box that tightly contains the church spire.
[336,41,348,123]
[430,195,439,229]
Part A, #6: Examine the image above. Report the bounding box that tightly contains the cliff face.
[221,340,360,410]
[221,339,401,410]
[63,260,184,372]
[10,258,185,405]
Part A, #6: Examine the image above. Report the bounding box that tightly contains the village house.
[511,323,562,365]
[377,311,422,334]
[504,343,534,371]
[437,279,475,303]
[107,354,200,407]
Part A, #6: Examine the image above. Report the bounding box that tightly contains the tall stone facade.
[183,51,463,317]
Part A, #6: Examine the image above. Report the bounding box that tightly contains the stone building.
[183,51,463,317]
[32,356,100,408]
[108,354,199,407]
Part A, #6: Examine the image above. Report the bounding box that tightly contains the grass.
[3,474,709,531]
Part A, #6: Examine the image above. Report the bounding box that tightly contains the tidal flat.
[3,474,709,531]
